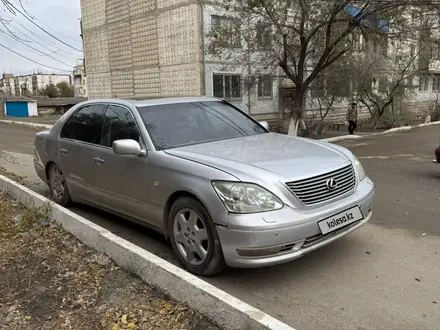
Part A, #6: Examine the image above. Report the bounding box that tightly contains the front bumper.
[216,178,375,268]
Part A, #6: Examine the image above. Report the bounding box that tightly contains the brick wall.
[80,0,204,99]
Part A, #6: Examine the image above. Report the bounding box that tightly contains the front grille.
[286,165,356,205]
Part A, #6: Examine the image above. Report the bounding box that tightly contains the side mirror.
[112,139,146,157]
[259,121,270,130]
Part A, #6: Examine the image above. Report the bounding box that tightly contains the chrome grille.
[286,165,356,205]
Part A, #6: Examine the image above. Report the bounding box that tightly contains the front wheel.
[169,197,226,276]
[48,163,71,207]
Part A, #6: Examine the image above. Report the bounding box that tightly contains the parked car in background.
[33,97,375,276]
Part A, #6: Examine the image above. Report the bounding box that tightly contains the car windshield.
[137,101,267,150]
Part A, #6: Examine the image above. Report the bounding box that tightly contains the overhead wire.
[9,0,83,44]
[0,29,76,67]
[5,1,83,52]
[0,43,72,72]
[0,9,81,59]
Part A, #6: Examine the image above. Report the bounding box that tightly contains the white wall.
[37,75,71,91]
[28,102,38,117]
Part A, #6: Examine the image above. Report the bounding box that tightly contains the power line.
[8,0,83,45]
[0,30,76,67]
[36,17,82,44]
[1,10,81,59]
[6,2,83,52]
[0,43,72,72]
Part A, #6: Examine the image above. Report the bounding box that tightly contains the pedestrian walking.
[347,102,358,135]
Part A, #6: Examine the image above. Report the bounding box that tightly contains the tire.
[168,197,226,276]
[48,163,72,207]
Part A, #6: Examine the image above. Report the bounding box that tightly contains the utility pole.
[1,89,4,116]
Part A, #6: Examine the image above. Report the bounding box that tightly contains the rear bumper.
[33,160,47,184]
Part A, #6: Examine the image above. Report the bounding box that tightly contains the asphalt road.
[1,122,439,330]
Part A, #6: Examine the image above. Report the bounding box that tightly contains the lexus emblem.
[326,179,338,191]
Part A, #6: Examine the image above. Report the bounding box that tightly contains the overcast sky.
[0,0,82,76]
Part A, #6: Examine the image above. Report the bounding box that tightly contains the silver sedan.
[33,97,375,276]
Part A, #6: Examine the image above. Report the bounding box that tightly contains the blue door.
[6,102,28,117]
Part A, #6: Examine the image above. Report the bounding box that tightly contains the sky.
[0,0,82,76]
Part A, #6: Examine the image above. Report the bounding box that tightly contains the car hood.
[165,133,352,181]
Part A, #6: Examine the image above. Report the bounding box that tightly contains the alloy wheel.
[173,208,210,266]
[50,165,65,202]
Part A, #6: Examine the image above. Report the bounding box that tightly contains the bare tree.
[354,40,420,130]
[308,94,338,135]
[207,0,413,135]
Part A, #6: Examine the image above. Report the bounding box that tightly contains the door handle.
[60,148,68,155]
[94,157,104,165]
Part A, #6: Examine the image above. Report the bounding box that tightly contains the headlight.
[212,181,284,213]
[353,156,366,181]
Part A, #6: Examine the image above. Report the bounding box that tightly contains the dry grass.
[0,194,219,330]
[0,166,31,187]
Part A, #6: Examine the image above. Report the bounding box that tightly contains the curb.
[320,120,440,143]
[0,119,53,130]
[0,174,295,330]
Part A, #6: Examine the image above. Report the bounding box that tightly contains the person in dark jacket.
[347,102,358,135]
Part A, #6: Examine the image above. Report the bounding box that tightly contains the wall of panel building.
[80,0,204,99]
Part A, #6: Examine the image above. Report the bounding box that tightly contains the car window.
[60,104,106,144]
[137,101,267,150]
[100,105,140,148]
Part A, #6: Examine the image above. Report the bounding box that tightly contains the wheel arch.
[45,161,57,181]
[163,190,204,240]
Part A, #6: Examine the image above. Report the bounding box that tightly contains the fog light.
[236,247,281,257]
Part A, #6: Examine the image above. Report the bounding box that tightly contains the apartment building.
[80,1,440,130]
[80,0,279,121]
[73,63,88,98]
[0,73,72,97]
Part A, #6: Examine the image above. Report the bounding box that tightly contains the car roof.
[82,96,221,108]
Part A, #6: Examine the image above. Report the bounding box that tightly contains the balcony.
[428,59,440,72]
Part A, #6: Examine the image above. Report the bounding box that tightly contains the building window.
[410,45,416,57]
[432,42,440,60]
[378,77,388,93]
[433,74,440,91]
[373,38,388,56]
[419,74,430,92]
[352,33,365,52]
[257,23,272,49]
[213,74,242,100]
[258,75,273,98]
[287,0,299,10]
[311,76,325,98]
[211,15,241,48]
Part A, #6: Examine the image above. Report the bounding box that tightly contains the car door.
[58,103,107,204]
[90,104,150,224]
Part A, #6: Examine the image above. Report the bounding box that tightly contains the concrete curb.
[0,174,295,330]
[320,120,440,143]
[0,119,53,130]
[320,135,364,143]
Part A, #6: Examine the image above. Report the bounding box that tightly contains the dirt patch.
[0,194,220,330]
[0,166,32,187]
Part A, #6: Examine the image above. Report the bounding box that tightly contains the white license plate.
[318,206,364,235]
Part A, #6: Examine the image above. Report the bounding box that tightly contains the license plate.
[318,206,364,235]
